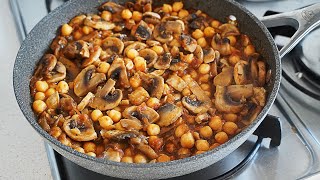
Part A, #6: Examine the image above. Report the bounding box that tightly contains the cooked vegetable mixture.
[30,0,269,163]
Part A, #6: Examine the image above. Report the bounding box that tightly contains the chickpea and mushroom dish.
[30,0,269,163]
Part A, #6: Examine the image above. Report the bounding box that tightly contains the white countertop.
[0,1,52,179]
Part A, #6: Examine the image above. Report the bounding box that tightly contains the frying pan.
[13,0,320,179]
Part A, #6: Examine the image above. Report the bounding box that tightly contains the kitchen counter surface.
[0,0,52,179]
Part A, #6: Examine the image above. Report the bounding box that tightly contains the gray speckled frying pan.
[13,0,320,179]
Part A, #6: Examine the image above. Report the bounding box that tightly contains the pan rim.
[13,0,281,170]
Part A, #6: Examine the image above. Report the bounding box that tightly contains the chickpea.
[189,70,198,79]
[146,97,160,109]
[33,100,47,113]
[195,140,210,151]
[124,148,133,156]
[86,152,96,157]
[171,12,178,16]
[34,92,46,101]
[73,30,82,40]
[200,83,210,91]
[157,154,171,162]
[45,88,56,97]
[121,156,133,163]
[49,126,62,139]
[198,64,210,74]
[132,11,142,22]
[197,37,207,48]
[244,45,255,56]
[56,81,69,94]
[192,29,204,40]
[223,122,238,135]
[134,154,148,163]
[182,88,191,96]
[172,2,183,12]
[178,9,189,19]
[98,116,114,129]
[75,147,85,153]
[127,49,139,59]
[91,109,103,122]
[115,122,126,130]
[147,124,161,136]
[162,4,172,13]
[107,109,122,122]
[61,23,73,36]
[151,45,164,55]
[227,36,237,46]
[166,143,175,153]
[175,124,189,138]
[121,9,132,20]
[215,131,229,144]
[229,54,240,66]
[125,58,134,70]
[223,113,238,122]
[211,20,221,28]
[204,91,211,97]
[180,132,195,148]
[83,142,96,153]
[129,74,142,88]
[82,26,92,35]
[178,148,191,157]
[148,136,163,150]
[209,116,223,131]
[204,27,215,37]
[133,56,147,72]
[101,11,112,21]
[199,126,213,139]
[209,143,221,150]
[35,80,49,92]
[97,62,110,74]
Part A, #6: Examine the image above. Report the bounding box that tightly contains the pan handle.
[260,3,320,58]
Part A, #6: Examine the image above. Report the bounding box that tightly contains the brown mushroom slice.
[250,55,259,85]
[227,84,254,102]
[153,23,173,43]
[60,95,77,114]
[73,65,106,97]
[213,67,234,86]
[136,144,158,159]
[234,60,250,85]
[77,92,95,111]
[89,78,123,111]
[100,129,140,141]
[82,45,102,67]
[123,105,160,123]
[215,85,243,113]
[50,36,67,56]
[157,103,183,127]
[120,119,143,130]
[128,87,150,105]
[165,21,183,35]
[195,113,210,124]
[138,72,164,99]
[99,1,124,14]
[63,40,90,59]
[194,45,204,63]
[132,20,152,41]
[211,34,232,56]
[104,148,122,162]
[154,53,172,70]
[59,57,80,81]
[84,16,115,30]
[139,49,158,68]
[182,96,208,114]
[242,104,263,126]
[143,12,161,24]
[183,75,212,107]
[219,24,240,37]
[257,61,266,86]
[203,48,219,64]
[169,58,188,71]
[180,34,197,52]
[38,112,52,132]
[49,61,67,83]
[108,58,130,88]
[63,114,97,141]
[46,91,60,109]
[251,87,266,106]
[101,37,124,55]
[166,74,187,92]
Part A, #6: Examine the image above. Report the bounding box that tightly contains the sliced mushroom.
[38,112,53,132]
[50,36,67,56]
[77,92,95,111]
[82,45,102,67]
[124,42,147,57]
[101,37,124,55]
[183,75,212,107]
[182,96,208,114]
[188,15,206,30]
[84,15,115,30]
[180,34,197,52]
[99,1,124,14]
[104,148,122,162]
[165,21,183,35]
[146,39,161,46]
[136,144,158,159]
[120,119,143,130]
[143,12,161,24]
[227,84,254,102]
[213,67,234,86]
[154,53,172,70]
[242,103,262,125]
[169,58,188,71]
[63,114,97,141]
[234,60,250,85]
[139,48,158,67]
[138,72,164,99]
[100,129,140,140]
[215,85,243,113]
[203,48,219,64]
[58,57,80,81]
[108,58,130,88]
[211,34,232,56]
[63,40,90,59]
[128,87,150,105]
[132,20,152,41]
[46,91,60,109]
[60,95,77,114]
[250,55,259,85]
[194,45,203,63]
[123,105,160,123]
[166,74,187,92]
[89,78,123,111]
[257,61,266,86]
[251,87,266,106]
[195,113,209,124]
[73,65,106,97]
[157,103,183,127]
[39,54,67,83]
[153,23,173,43]
[219,24,240,37]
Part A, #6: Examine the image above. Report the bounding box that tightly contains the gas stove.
[10,0,320,179]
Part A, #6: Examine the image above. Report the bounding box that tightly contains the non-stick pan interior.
[13,0,280,179]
